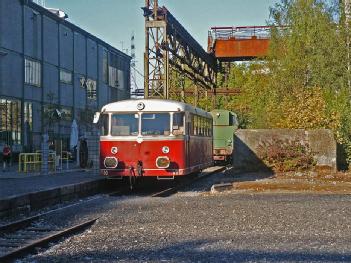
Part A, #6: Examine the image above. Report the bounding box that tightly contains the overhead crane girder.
[143,0,218,106]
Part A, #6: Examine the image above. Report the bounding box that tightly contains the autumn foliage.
[213,0,351,167]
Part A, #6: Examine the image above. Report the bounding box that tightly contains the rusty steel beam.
[213,37,270,61]
[143,0,217,104]
[208,26,273,61]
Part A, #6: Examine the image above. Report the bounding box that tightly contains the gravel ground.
[19,181,351,263]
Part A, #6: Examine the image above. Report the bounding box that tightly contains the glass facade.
[0,99,22,145]
[86,79,97,101]
[0,0,130,153]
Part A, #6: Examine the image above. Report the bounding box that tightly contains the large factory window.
[86,79,97,100]
[102,49,108,84]
[60,69,72,84]
[0,99,22,145]
[25,58,41,87]
[24,102,33,151]
[108,52,119,88]
[24,102,33,129]
[108,66,118,88]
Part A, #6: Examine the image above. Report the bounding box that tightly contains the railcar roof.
[211,109,236,115]
[101,99,211,118]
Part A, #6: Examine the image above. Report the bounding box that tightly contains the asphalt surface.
[21,188,351,262]
[0,171,100,199]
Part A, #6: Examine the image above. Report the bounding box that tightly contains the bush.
[257,138,316,172]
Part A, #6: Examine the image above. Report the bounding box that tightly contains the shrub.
[257,138,316,172]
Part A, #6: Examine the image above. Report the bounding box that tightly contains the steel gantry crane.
[143,0,218,107]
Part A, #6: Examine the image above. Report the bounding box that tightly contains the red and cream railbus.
[94,99,213,180]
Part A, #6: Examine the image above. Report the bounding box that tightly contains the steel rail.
[0,218,98,262]
[0,193,105,234]
[151,166,226,197]
[0,215,41,235]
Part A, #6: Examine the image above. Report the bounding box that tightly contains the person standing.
[2,144,11,171]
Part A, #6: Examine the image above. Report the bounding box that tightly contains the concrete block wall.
[234,129,337,172]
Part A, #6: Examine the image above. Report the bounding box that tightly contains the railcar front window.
[100,114,109,136]
[173,112,184,135]
[111,114,139,136]
[141,113,170,136]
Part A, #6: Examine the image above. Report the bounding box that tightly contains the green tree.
[217,0,351,165]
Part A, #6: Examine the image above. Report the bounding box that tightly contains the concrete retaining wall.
[233,129,337,172]
[0,179,108,219]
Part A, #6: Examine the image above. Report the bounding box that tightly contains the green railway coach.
[210,109,239,163]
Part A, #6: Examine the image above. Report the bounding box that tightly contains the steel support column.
[143,0,217,104]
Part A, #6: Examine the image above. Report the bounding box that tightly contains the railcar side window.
[200,117,204,136]
[111,114,139,136]
[173,112,184,135]
[100,114,109,136]
[194,115,199,135]
[209,118,213,136]
[141,113,170,136]
[204,118,209,136]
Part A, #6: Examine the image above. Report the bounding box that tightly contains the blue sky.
[45,0,279,88]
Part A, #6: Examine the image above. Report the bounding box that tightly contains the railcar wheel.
[129,175,137,190]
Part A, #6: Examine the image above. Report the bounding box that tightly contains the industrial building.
[0,0,131,154]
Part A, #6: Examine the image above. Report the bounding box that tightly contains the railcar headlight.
[111,147,118,154]
[156,156,170,168]
[162,146,170,154]
[104,157,118,168]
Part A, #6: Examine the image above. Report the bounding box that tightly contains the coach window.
[209,119,213,136]
[208,118,212,136]
[198,116,201,136]
[199,116,202,135]
[204,118,208,136]
[201,117,205,136]
[100,114,109,136]
[141,113,170,136]
[192,115,196,135]
[111,114,138,136]
[190,115,194,135]
[172,112,184,135]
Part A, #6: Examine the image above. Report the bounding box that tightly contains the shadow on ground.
[30,239,351,262]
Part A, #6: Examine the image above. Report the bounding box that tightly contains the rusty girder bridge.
[143,1,275,106]
[143,0,217,106]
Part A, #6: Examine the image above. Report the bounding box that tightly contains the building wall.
[0,0,131,152]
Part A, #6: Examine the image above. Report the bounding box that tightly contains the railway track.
[0,166,225,261]
[151,165,226,197]
[108,166,226,197]
[0,214,98,262]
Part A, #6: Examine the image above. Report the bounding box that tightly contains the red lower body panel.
[100,137,212,178]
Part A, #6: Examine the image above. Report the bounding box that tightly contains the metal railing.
[18,152,56,173]
[209,26,273,40]
[61,151,70,170]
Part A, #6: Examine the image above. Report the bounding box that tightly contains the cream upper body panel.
[101,99,212,118]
